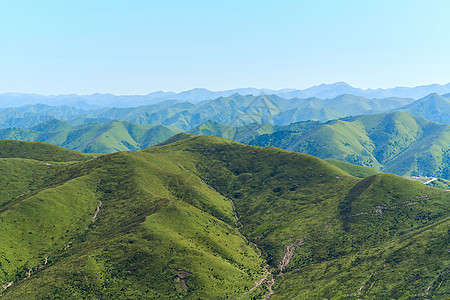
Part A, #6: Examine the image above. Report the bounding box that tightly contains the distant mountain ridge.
[0,119,182,153]
[0,93,423,131]
[2,82,450,108]
[0,92,448,134]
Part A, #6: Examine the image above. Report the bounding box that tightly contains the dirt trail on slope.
[201,179,275,299]
[92,200,103,221]
[226,196,274,299]
[1,281,13,291]
[247,236,306,298]
[241,265,274,298]
[262,272,275,300]
[242,267,269,296]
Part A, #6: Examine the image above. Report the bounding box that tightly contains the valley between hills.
[0,135,449,299]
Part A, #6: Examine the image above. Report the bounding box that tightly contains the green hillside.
[4,110,447,180]
[1,136,449,299]
[325,158,381,178]
[249,111,450,179]
[274,94,413,124]
[0,119,182,153]
[398,93,450,124]
[0,139,265,299]
[0,139,92,161]
[77,94,416,129]
[189,120,275,142]
[188,112,450,179]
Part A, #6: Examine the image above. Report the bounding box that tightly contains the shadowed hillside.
[398,93,450,124]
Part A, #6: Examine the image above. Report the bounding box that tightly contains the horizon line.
[1,81,450,97]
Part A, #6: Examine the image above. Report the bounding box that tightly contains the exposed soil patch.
[92,200,103,222]
[174,270,189,291]
[278,237,306,272]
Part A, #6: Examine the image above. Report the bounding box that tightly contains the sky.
[1,0,449,95]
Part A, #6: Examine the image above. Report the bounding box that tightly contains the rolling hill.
[273,94,413,124]
[397,93,450,124]
[62,93,417,129]
[2,110,448,181]
[324,158,382,178]
[187,112,450,179]
[0,119,182,153]
[0,137,449,299]
[247,111,450,179]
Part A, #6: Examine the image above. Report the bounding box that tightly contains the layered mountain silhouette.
[1,92,449,135]
[2,82,450,108]
[1,110,449,179]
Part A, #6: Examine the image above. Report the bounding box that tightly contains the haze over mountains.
[398,93,450,124]
[2,82,450,108]
[0,119,182,153]
[0,87,449,181]
[0,92,449,132]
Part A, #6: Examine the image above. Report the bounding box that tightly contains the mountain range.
[191,111,450,179]
[1,83,449,299]
[0,93,449,133]
[0,137,448,299]
[0,109,449,180]
[2,82,450,108]
[0,119,182,153]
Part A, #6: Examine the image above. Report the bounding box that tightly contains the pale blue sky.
[1,0,449,95]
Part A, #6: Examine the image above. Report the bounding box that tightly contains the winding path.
[424,178,437,185]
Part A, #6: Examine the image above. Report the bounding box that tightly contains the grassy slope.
[325,158,381,178]
[1,140,264,299]
[148,136,450,298]
[0,139,92,161]
[189,120,275,143]
[1,136,449,299]
[250,111,450,179]
[3,110,448,180]
[434,178,450,190]
[398,93,450,124]
[0,159,67,208]
[0,119,182,153]
[0,142,100,286]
